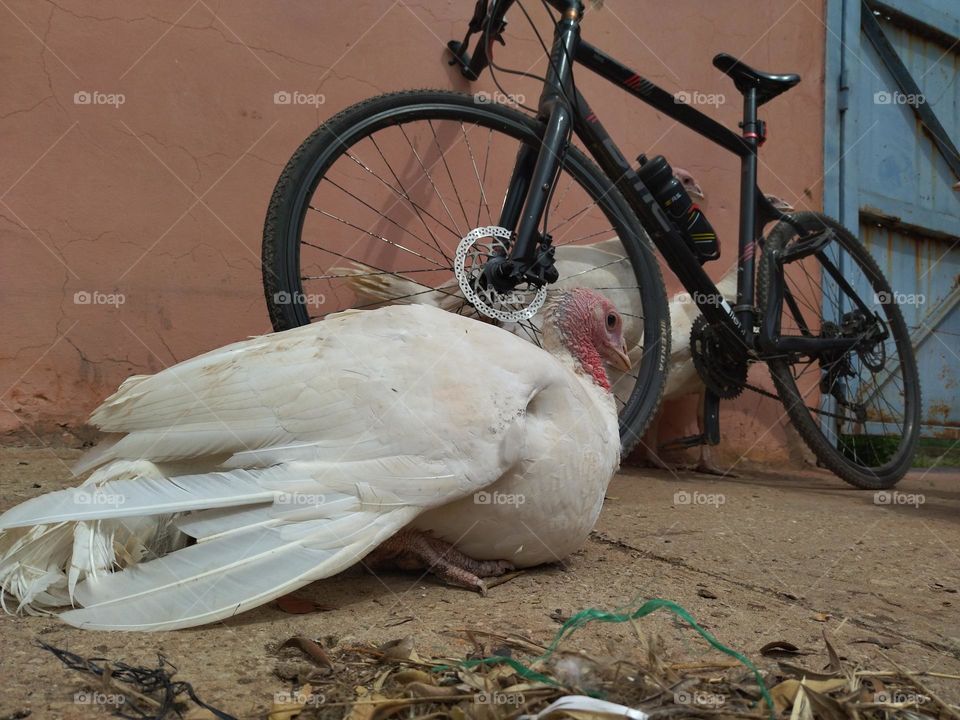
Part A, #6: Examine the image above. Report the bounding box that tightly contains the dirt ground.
[0,445,957,719]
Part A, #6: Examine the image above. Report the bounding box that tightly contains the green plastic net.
[438,597,774,718]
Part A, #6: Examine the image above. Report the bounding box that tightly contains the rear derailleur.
[816,309,887,422]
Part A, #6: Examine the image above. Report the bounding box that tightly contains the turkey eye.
[606,313,617,328]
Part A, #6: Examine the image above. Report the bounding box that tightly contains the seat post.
[736,86,760,339]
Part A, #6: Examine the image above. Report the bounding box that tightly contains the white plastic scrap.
[520,695,649,720]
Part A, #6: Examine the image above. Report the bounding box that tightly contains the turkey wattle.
[0,289,627,631]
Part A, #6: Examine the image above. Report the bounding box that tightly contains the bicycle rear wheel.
[261,90,670,453]
[758,212,921,489]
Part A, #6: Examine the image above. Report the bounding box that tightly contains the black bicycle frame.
[450,0,860,357]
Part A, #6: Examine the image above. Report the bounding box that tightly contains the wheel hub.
[454,226,547,322]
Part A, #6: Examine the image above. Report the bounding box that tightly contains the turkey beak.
[606,338,632,372]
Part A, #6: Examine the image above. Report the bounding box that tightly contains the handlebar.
[447,0,579,80]
[447,0,508,80]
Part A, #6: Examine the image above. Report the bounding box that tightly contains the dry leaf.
[393,669,434,685]
[280,637,334,669]
[267,704,304,720]
[760,640,808,657]
[183,710,218,720]
[379,637,420,662]
[770,678,848,714]
[372,668,393,692]
[345,695,418,720]
[790,685,814,720]
[457,667,490,691]
[268,683,314,720]
[812,612,830,622]
[803,687,849,720]
[821,628,842,673]
[343,692,387,720]
[778,662,839,681]
[799,678,848,693]
[384,616,415,628]
[405,682,462,698]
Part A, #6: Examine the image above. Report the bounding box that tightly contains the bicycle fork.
[484,1,584,292]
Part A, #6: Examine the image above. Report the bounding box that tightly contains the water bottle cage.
[636,153,719,263]
[667,203,720,263]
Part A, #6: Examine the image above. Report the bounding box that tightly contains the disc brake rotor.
[454,226,547,322]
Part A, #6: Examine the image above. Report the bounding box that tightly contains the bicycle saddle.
[713,53,801,105]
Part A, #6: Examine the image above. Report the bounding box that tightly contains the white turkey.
[672,167,705,200]
[642,263,737,474]
[0,288,628,631]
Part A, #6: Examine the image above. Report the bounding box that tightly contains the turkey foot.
[367,529,514,595]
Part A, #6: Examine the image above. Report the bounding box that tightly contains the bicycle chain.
[709,355,855,422]
[688,317,854,422]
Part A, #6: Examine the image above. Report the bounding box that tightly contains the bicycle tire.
[757,211,922,489]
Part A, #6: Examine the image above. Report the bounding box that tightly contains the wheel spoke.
[397,124,465,239]
[322,176,447,261]
[308,206,446,268]
[460,122,492,230]
[368,135,453,265]
[427,119,471,233]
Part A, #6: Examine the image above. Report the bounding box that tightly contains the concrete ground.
[0,446,957,719]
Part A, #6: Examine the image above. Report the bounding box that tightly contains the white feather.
[63,507,419,631]
[1,302,619,630]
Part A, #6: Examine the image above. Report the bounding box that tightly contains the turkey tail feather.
[0,454,442,629]
[61,506,418,631]
[332,262,464,312]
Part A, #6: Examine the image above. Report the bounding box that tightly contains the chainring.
[453,226,547,322]
[690,315,748,399]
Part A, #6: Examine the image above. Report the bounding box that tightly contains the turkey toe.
[365,529,514,592]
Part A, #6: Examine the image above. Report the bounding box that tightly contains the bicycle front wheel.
[261,90,670,454]
[758,212,922,489]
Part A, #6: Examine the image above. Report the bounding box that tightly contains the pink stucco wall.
[1,1,825,462]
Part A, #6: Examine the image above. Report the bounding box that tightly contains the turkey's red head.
[546,288,631,391]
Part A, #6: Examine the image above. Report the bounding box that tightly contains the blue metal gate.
[824,0,960,440]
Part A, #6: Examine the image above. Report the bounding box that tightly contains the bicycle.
[261,0,921,489]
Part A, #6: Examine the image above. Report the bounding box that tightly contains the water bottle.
[636,154,719,262]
